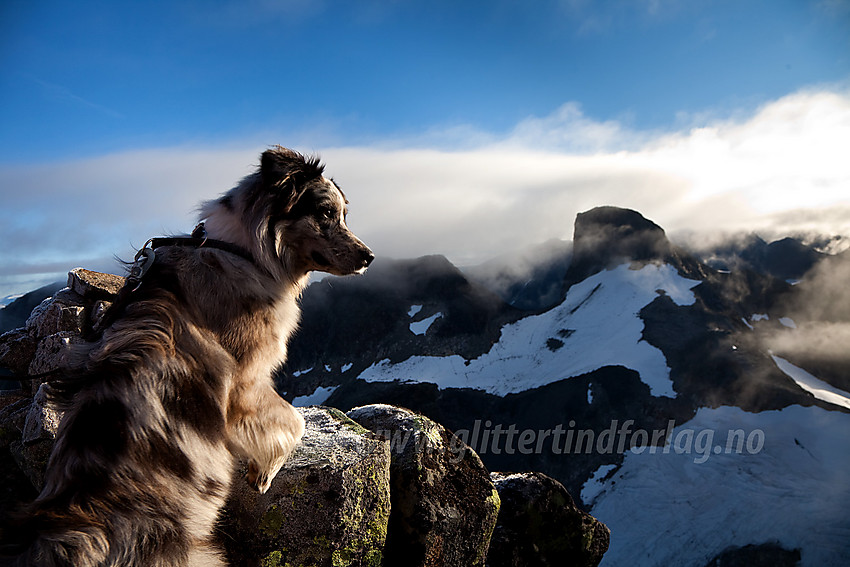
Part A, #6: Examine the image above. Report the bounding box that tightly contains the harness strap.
[127,222,255,291]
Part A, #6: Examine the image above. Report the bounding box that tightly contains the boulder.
[702,542,802,567]
[67,268,124,300]
[25,291,86,338]
[487,471,609,567]
[27,332,85,377]
[5,384,63,492]
[347,403,500,567]
[222,406,391,567]
[21,383,64,445]
[0,328,37,376]
[0,395,30,449]
[0,269,125,394]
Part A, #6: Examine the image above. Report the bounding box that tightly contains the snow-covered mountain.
[279,206,850,566]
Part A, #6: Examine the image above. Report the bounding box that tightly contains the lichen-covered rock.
[347,404,500,567]
[487,471,609,567]
[222,406,391,567]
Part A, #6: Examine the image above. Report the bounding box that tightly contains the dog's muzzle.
[358,247,375,269]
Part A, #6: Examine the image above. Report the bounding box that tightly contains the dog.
[2,147,373,566]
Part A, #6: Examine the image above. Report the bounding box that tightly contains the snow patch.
[410,312,442,336]
[581,464,617,505]
[408,304,423,318]
[292,386,338,407]
[779,317,797,329]
[751,313,769,322]
[772,355,850,410]
[589,405,850,566]
[292,367,313,377]
[358,264,701,397]
[341,362,353,373]
[741,318,754,330]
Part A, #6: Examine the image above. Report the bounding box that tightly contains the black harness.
[127,222,254,291]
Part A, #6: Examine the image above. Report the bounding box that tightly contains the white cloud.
[1,87,849,298]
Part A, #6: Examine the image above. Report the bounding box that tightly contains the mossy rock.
[347,404,501,567]
[222,406,391,567]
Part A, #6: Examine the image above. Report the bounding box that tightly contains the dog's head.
[204,147,373,278]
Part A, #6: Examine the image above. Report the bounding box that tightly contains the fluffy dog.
[2,147,373,566]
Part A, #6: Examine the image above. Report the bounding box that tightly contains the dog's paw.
[246,459,274,494]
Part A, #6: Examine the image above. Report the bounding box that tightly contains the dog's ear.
[260,147,313,214]
[261,147,302,186]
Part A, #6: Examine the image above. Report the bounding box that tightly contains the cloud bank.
[1,87,849,297]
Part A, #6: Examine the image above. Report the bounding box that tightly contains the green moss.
[475,487,502,565]
[312,535,333,551]
[259,505,285,537]
[261,550,282,567]
[324,407,371,435]
[326,449,390,566]
[582,522,594,551]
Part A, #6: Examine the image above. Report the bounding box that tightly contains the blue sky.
[1,0,850,298]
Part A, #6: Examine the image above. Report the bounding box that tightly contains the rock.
[25,290,86,337]
[565,206,708,286]
[347,403,500,567]
[487,471,609,567]
[702,542,802,567]
[28,332,84,377]
[4,385,62,492]
[67,268,124,300]
[0,328,38,376]
[9,436,53,492]
[222,406,391,567]
[0,395,30,449]
[21,383,63,445]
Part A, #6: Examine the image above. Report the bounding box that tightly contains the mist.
[766,252,850,389]
[1,87,849,300]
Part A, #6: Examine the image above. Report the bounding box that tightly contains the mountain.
[462,238,572,312]
[700,233,827,282]
[279,206,850,567]
[0,281,64,334]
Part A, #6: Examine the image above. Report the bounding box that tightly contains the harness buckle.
[128,245,156,292]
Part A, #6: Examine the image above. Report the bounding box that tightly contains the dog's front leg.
[227,384,305,493]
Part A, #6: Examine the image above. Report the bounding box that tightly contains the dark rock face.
[347,404,500,567]
[565,206,709,286]
[488,472,609,567]
[706,233,825,282]
[702,542,802,567]
[280,255,520,400]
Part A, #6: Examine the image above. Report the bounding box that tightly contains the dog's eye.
[318,207,334,221]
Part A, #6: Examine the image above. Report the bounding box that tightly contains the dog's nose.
[360,248,375,267]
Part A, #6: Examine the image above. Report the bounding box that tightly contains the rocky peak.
[565,206,710,287]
